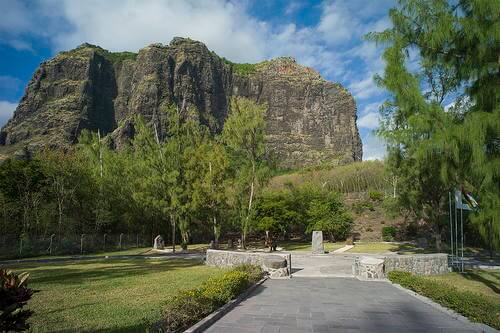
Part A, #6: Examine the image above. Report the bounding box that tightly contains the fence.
[0,233,153,260]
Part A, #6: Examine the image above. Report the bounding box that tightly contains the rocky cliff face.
[0,38,362,167]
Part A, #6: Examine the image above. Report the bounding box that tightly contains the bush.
[382,226,397,241]
[388,271,500,329]
[368,190,384,202]
[233,264,264,284]
[0,269,36,332]
[155,265,262,332]
[352,200,374,214]
[201,271,250,307]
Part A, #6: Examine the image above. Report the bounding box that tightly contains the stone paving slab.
[205,277,483,333]
[332,245,354,254]
[290,253,355,277]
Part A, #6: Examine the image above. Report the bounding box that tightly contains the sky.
[0,0,395,160]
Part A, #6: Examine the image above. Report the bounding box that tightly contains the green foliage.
[269,161,387,194]
[200,270,250,306]
[305,192,353,242]
[253,183,353,241]
[0,269,35,332]
[352,200,375,214]
[220,57,258,76]
[222,97,268,247]
[232,264,264,284]
[388,271,500,329]
[368,190,383,202]
[156,265,262,332]
[382,226,397,241]
[232,63,257,76]
[105,51,137,63]
[368,0,500,250]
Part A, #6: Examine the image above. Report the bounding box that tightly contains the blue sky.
[0,0,394,159]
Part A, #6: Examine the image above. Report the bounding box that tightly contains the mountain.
[0,37,362,167]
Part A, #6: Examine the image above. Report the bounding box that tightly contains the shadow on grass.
[8,258,204,286]
[462,270,500,295]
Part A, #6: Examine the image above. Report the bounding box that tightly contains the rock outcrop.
[0,37,362,167]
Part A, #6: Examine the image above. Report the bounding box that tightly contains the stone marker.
[153,235,164,250]
[312,231,324,254]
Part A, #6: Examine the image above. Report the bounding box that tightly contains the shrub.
[368,190,384,202]
[0,269,36,332]
[352,200,374,214]
[155,289,213,332]
[201,271,250,307]
[388,271,500,329]
[233,264,264,284]
[382,226,397,241]
[155,265,262,332]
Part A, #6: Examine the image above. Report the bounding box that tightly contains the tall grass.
[267,161,388,194]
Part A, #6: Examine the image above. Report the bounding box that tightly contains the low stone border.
[183,276,268,333]
[206,249,292,278]
[389,281,497,333]
[353,253,450,279]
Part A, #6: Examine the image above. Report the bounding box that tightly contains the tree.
[222,97,267,248]
[253,189,299,251]
[305,193,353,242]
[188,140,229,247]
[38,150,79,239]
[369,0,499,250]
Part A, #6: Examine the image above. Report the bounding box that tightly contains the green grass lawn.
[348,242,403,253]
[7,258,224,332]
[424,269,500,301]
[279,241,346,252]
[389,269,500,329]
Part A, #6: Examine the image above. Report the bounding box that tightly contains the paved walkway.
[290,253,355,277]
[205,277,484,333]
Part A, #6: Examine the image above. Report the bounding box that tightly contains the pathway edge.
[183,276,268,333]
[389,281,498,333]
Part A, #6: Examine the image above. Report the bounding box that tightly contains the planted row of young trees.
[0,98,269,251]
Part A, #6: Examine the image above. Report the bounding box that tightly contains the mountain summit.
[0,37,362,167]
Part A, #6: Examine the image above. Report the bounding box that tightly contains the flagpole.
[449,192,454,266]
[461,205,464,273]
[454,193,458,268]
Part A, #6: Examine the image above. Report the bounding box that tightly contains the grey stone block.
[312,231,324,254]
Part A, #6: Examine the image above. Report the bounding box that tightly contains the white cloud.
[317,1,358,45]
[0,101,17,127]
[348,74,382,100]
[362,131,386,161]
[360,102,380,115]
[357,112,379,129]
[284,1,303,16]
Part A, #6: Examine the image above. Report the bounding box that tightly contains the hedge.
[388,271,500,329]
[152,265,263,333]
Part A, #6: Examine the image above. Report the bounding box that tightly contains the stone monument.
[153,235,164,250]
[312,231,324,254]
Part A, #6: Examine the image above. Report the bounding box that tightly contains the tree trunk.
[243,162,255,250]
[58,199,63,239]
[171,214,176,253]
[434,228,441,251]
[213,216,219,248]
